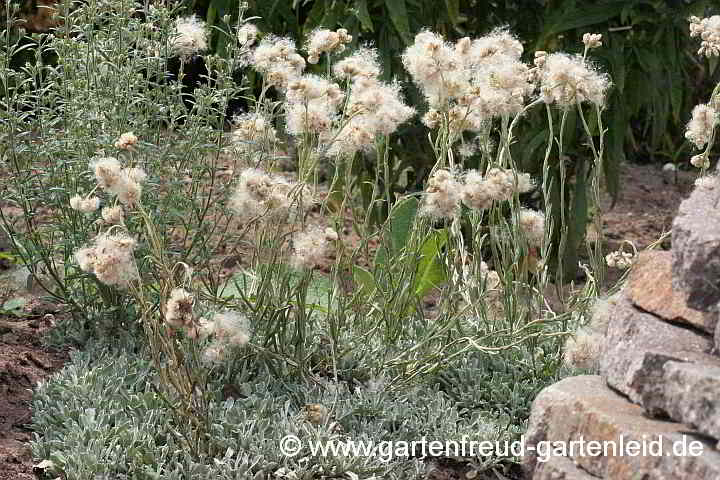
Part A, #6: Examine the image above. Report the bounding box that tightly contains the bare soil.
[0,308,68,480]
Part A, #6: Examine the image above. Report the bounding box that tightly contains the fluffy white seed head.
[237,23,258,46]
[563,327,603,370]
[582,33,603,50]
[517,208,546,247]
[70,195,100,213]
[333,48,381,80]
[685,103,717,149]
[462,29,524,65]
[171,15,208,58]
[101,206,124,224]
[691,154,710,169]
[91,157,123,191]
[165,288,194,329]
[539,53,610,108]
[252,36,306,89]
[420,169,462,219]
[286,74,345,107]
[230,113,278,152]
[605,250,634,269]
[290,226,337,269]
[402,31,462,106]
[76,232,138,288]
[114,132,138,150]
[229,169,312,221]
[306,28,352,64]
[690,16,720,57]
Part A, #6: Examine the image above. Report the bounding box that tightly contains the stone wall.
[523,178,720,479]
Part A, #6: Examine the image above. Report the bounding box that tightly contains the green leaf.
[352,265,376,298]
[384,0,413,45]
[539,1,626,46]
[414,230,448,298]
[564,156,589,280]
[444,0,461,26]
[355,0,374,32]
[374,196,419,267]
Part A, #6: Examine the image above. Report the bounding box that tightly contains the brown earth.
[0,292,68,479]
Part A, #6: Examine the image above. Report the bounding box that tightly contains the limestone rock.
[629,250,716,333]
[524,375,720,479]
[600,294,712,415]
[533,456,596,480]
[672,185,720,311]
[663,361,720,442]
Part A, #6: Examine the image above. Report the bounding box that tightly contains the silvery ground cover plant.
[1,0,720,478]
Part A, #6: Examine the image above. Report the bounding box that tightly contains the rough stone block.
[672,185,720,311]
[533,456,596,480]
[629,250,716,333]
[524,375,720,479]
[663,361,720,443]
[600,294,713,415]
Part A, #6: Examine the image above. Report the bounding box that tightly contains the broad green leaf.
[414,230,448,298]
[444,0,461,26]
[384,0,413,45]
[539,1,625,46]
[355,0,374,31]
[374,196,419,267]
[352,265,376,298]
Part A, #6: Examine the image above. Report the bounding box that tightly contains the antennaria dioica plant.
[0,0,628,475]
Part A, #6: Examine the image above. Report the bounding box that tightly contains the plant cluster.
[9,1,716,478]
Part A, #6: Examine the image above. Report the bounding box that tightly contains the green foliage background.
[192,0,719,177]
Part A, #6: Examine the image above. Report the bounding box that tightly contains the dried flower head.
[402,31,461,107]
[91,157,123,190]
[690,154,710,169]
[305,403,330,425]
[421,169,462,219]
[165,288,194,329]
[75,232,138,288]
[605,250,634,269]
[533,50,548,68]
[230,113,278,152]
[101,206,124,224]
[229,169,312,221]
[462,168,532,210]
[582,33,603,50]
[563,327,603,370]
[690,16,720,57]
[517,208,546,247]
[685,103,717,149]
[114,132,138,150]
[171,15,208,58]
[333,47,381,80]
[539,53,610,108]
[201,311,251,363]
[252,36,306,89]
[307,28,352,64]
[204,311,251,346]
[113,133,137,151]
[69,195,100,213]
[290,226,337,269]
[327,76,414,157]
[237,23,258,46]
